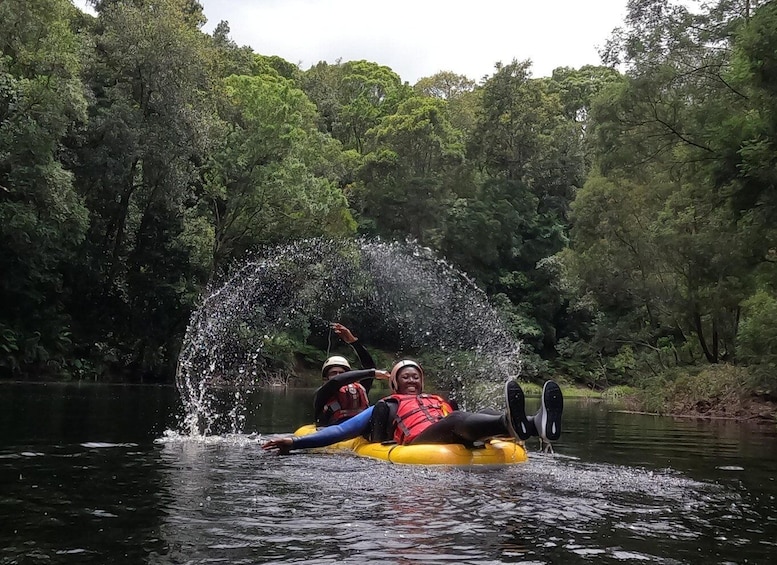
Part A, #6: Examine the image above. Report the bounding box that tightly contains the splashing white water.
[175,238,522,436]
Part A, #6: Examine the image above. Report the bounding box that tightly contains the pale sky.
[73,0,628,84]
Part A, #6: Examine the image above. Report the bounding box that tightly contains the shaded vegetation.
[1,0,777,418]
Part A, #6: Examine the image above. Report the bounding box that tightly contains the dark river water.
[1,382,776,564]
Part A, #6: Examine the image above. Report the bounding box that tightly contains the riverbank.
[608,395,777,423]
[470,377,777,423]
[552,364,777,424]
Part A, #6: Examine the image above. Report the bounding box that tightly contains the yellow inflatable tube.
[293,424,527,466]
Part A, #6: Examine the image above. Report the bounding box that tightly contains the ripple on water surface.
[148,432,767,564]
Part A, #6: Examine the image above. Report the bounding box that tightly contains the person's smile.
[397,368,422,394]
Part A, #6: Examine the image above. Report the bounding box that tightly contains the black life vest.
[391,393,453,444]
[321,383,369,425]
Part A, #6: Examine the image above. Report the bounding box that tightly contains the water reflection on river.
[1,383,776,564]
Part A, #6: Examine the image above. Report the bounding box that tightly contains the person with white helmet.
[313,323,386,427]
[262,359,563,453]
[368,360,561,446]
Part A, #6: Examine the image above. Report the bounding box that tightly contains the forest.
[1,0,776,415]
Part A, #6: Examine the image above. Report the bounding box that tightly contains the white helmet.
[321,355,351,378]
[389,359,424,392]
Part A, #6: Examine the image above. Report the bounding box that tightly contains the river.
[1,382,775,564]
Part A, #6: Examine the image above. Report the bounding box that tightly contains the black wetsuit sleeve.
[313,368,376,424]
[350,339,375,369]
[350,339,376,394]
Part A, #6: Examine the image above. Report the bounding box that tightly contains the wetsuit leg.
[408,411,509,445]
[367,399,395,442]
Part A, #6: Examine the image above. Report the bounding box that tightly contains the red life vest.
[322,383,369,425]
[391,394,454,445]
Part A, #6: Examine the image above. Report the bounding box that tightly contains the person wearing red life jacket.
[313,323,385,427]
[367,360,562,446]
[262,359,563,453]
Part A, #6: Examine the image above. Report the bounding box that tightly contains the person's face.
[396,367,422,394]
[325,366,346,380]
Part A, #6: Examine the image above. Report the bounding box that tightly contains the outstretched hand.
[262,437,294,454]
[331,322,356,344]
[374,369,390,381]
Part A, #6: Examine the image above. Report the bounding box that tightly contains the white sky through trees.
[72,0,629,83]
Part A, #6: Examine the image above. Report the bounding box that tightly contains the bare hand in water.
[262,437,293,454]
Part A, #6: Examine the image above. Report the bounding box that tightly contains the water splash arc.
[175,238,522,436]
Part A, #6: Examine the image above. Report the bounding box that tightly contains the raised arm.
[332,322,376,391]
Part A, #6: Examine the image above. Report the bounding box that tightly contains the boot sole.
[505,380,531,440]
[538,381,563,441]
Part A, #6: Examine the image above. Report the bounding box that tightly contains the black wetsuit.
[313,340,375,426]
[367,397,510,446]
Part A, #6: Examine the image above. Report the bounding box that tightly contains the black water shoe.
[535,381,563,442]
[505,380,531,440]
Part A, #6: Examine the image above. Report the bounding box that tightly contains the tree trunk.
[711,316,719,363]
[694,310,716,363]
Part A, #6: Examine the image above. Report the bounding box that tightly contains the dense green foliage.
[561,0,777,401]
[2,0,776,405]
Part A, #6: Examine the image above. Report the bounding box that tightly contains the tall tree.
[0,0,89,376]
[414,70,480,135]
[70,0,215,378]
[355,95,465,247]
[459,60,584,359]
[547,65,623,168]
[203,72,356,270]
[565,0,772,365]
[209,20,255,79]
[301,59,411,153]
[717,0,777,215]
